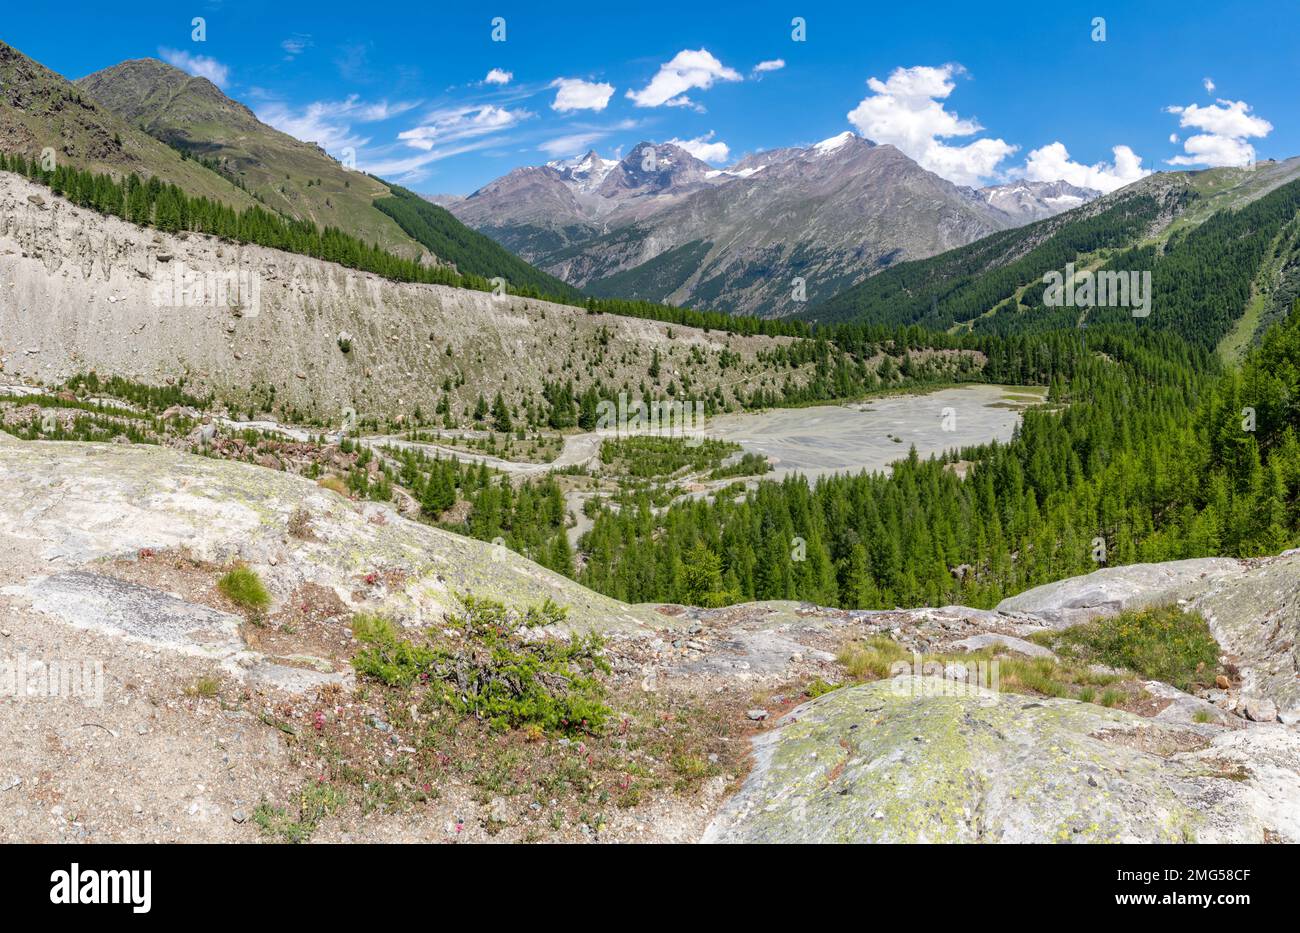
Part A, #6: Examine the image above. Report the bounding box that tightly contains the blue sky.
[5,0,1296,194]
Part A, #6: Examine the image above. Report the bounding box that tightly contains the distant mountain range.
[432,133,1100,316]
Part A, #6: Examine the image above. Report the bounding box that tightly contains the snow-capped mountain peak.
[811,130,857,155]
[978,179,1102,222]
[547,149,620,193]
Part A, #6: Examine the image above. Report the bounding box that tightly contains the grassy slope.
[0,41,257,210]
[75,58,419,257]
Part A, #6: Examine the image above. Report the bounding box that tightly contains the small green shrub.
[837,636,908,680]
[351,596,610,734]
[217,566,271,612]
[805,677,840,698]
[184,675,222,698]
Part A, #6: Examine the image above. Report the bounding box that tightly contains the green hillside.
[75,58,421,258]
[0,40,257,210]
[806,161,1300,355]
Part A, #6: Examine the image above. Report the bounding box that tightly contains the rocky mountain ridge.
[438,133,1098,316]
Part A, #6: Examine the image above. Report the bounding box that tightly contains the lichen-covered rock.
[1189,550,1300,724]
[703,677,1300,844]
[994,559,1245,627]
[0,438,662,635]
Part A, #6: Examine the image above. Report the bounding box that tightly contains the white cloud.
[1023,142,1149,193]
[845,63,1015,186]
[626,49,741,109]
[550,78,615,112]
[484,68,513,85]
[159,47,230,88]
[753,59,785,74]
[257,96,420,156]
[398,104,531,151]
[665,131,730,163]
[1165,97,1272,167]
[1203,77,1216,93]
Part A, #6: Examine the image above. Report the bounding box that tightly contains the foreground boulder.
[994,558,1245,627]
[994,552,1300,723]
[0,436,660,637]
[704,677,1300,844]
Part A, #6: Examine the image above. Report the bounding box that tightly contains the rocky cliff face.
[0,172,812,423]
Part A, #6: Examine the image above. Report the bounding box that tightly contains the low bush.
[351,595,609,734]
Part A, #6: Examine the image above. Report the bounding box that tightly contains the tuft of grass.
[252,781,344,844]
[1099,688,1124,708]
[184,675,221,698]
[217,565,271,612]
[805,677,840,698]
[1193,709,1216,724]
[317,475,349,496]
[837,636,907,680]
[1037,605,1220,691]
[833,635,1142,708]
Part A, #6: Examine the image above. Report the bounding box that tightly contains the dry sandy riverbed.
[704,384,1047,480]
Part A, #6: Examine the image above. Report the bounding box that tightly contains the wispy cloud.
[364,140,509,183]
[484,68,513,85]
[537,117,640,158]
[159,47,230,88]
[257,95,420,156]
[539,131,610,157]
[752,59,785,75]
[398,104,532,151]
[281,34,313,61]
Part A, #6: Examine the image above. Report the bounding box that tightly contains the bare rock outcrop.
[704,677,1300,844]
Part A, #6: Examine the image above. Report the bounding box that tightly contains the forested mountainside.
[806,160,1300,356]
[1,43,573,294]
[76,57,424,258]
[0,40,257,210]
[373,184,582,300]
